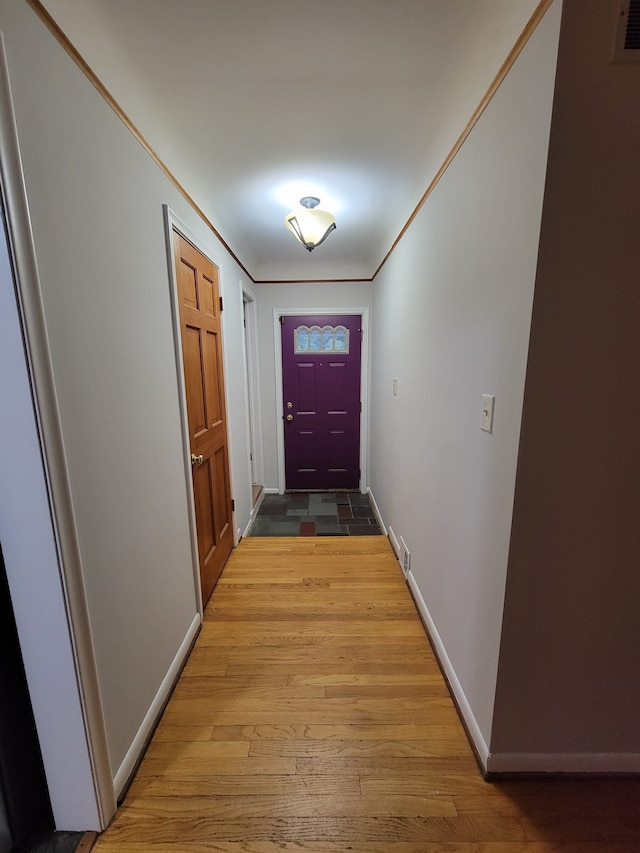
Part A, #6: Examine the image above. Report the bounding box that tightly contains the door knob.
[286,414,294,422]
[191,453,204,466]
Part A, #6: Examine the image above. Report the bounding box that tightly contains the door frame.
[0,38,113,829]
[242,289,264,493]
[273,308,370,495]
[163,206,235,615]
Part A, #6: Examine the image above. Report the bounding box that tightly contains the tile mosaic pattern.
[249,492,382,537]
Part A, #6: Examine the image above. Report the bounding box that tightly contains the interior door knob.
[191,453,204,466]
[286,414,294,422]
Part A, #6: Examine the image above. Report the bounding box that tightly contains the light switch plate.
[392,377,398,397]
[481,394,495,433]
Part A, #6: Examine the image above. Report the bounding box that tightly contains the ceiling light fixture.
[284,196,336,252]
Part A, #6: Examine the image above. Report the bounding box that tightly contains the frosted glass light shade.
[284,200,336,251]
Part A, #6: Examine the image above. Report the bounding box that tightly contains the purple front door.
[282,314,362,490]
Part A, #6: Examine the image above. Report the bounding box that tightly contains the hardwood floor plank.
[141,741,251,762]
[179,673,291,688]
[296,756,479,777]
[133,756,297,778]
[91,845,640,853]
[161,697,460,727]
[189,634,433,649]
[92,537,640,852]
[206,605,418,621]
[212,585,410,598]
[287,672,443,686]
[97,815,528,844]
[207,723,468,742]
[126,774,361,799]
[151,725,214,743]
[205,645,437,663]
[248,738,471,759]
[324,682,451,698]
[224,662,442,677]
[198,620,427,637]
[233,536,393,555]
[114,793,458,819]
[361,774,498,797]
[171,682,326,701]
[75,833,98,853]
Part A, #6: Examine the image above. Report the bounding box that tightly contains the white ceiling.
[41,0,540,282]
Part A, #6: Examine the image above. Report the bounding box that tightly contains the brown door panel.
[173,230,233,604]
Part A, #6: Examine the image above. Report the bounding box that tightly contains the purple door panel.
[282,314,361,490]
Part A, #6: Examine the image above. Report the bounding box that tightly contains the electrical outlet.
[392,377,399,396]
[399,536,411,576]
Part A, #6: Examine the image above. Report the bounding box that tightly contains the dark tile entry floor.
[16,831,89,853]
[249,492,382,537]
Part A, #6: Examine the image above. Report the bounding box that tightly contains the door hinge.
[220,296,224,312]
[279,315,285,325]
[231,499,235,511]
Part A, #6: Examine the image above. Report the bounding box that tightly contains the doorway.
[242,293,263,506]
[0,545,53,851]
[279,313,365,491]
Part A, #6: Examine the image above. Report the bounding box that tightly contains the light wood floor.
[94,537,640,852]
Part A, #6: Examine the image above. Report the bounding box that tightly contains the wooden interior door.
[173,230,233,604]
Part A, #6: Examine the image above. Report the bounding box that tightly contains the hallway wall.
[491,0,640,767]
[0,0,253,824]
[368,1,561,754]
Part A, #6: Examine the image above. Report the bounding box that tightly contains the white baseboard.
[366,487,387,535]
[406,571,490,771]
[243,488,268,538]
[387,525,400,559]
[113,611,201,796]
[406,572,638,777]
[487,751,640,774]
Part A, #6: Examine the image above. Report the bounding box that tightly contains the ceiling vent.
[613,0,640,61]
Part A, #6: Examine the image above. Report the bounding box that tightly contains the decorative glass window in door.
[294,324,350,354]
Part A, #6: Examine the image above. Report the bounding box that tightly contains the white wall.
[253,282,373,490]
[368,1,561,753]
[0,0,253,822]
[491,0,640,768]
